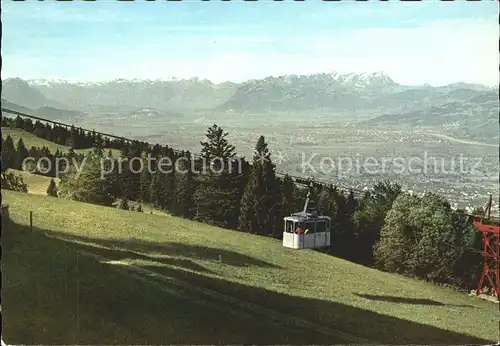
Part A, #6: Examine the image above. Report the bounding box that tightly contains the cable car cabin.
[283,214,331,249]
[282,187,331,249]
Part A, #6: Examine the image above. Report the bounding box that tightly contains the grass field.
[5,168,170,216]
[6,169,61,195]
[2,190,497,344]
[2,127,121,157]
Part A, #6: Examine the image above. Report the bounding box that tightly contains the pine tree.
[273,174,296,239]
[238,136,279,236]
[1,135,15,173]
[149,171,161,208]
[317,184,339,220]
[15,138,29,170]
[200,124,236,163]
[126,145,143,200]
[150,168,174,211]
[139,167,152,203]
[152,147,176,211]
[58,151,114,206]
[23,118,34,133]
[346,190,359,214]
[119,147,133,199]
[46,178,58,197]
[67,147,76,163]
[14,115,24,129]
[174,154,195,218]
[194,124,239,228]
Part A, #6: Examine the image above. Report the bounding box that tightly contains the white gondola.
[282,185,331,249]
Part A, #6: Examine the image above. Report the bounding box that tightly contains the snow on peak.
[328,71,395,87]
[27,78,75,86]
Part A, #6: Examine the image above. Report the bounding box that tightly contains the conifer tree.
[118,147,133,199]
[150,171,167,209]
[200,124,236,163]
[238,136,279,236]
[23,118,34,133]
[327,188,356,258]
[46,178,58,197]
[139,167,152,203]
[1,135,15,173]
[150,171,160,208]
[273,174,297,238]
[174,154,195,218]
[14,115,24,129]
[317,184,339,220]
[194,124,239,228]
[15,138,29,170]
[67,147,76,163]
[58,151,114,206]
[127,145,143,200]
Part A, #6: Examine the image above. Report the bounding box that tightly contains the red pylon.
[474,195,500,297]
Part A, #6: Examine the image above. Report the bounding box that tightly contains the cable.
[1,107,498,221]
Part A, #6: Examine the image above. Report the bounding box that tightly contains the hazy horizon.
[4,71,499,89]
[2,1,498,87]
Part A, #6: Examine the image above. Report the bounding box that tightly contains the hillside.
[1,127,121,158]
[9,78,239,112]
[2,190,496,344]
[1,78,64,109]
[361,89,500,144]
[4,169,170,216]
[2,74,496,116]
[1,99,88,124]
[33,106,87,123]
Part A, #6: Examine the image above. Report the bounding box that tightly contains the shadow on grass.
[3,221,494,345]
[354,293,476,308]
[41,230,281,269]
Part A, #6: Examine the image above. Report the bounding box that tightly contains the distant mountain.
[18,77,238,112]
[219,72,400,112]
[217,72,496,113]
[1,98,32,114]
[120,107,183,120]
[0,99,87,123]
[361,89,499,143]
[1,73,496,133]
[32,106,87,122]
[1,78,64,109]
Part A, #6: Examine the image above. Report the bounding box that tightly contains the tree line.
[0,115,486,292]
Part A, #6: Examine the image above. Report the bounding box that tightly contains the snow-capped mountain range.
[2,70,495,115]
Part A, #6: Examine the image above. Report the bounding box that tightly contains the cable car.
[282,183,331,249]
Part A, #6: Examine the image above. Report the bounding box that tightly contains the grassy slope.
[1,127,121,157]
[6,169,61,195]
[2,190,496,344]
[6,168,169,216]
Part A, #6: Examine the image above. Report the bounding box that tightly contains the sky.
[2,0,498,86]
